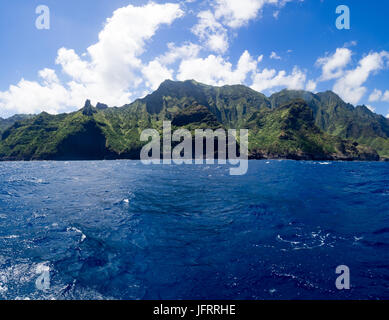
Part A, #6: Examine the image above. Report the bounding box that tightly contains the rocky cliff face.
[0,80,387,161]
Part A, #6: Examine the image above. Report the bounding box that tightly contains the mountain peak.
[81,99,96,116]
[96,102,108,110]
[158,79,175,88]
[84,99,92,108]
[0,81,387,161]
[316,90,344,102]
[158,79,203,90]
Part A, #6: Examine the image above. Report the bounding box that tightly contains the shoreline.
[0,158,388,162]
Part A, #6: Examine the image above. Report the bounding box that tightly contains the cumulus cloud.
[316,48,352,81]
[332,51,389,105]
[306,80,317,92]
[191,0,298,53]
[369,89,383,102]
[0,2,184,115]
[142,61,174,90]
[251,66,306,92]
[383,91,389,102]
[314,48,389,105]
[0,69,70,115]
[213,0,294,28]
[192,10,229,53]
[2,0,389,119]
[370,89,389,103]
[270,51,281,60]
[0,0,304,117]
[57,2,184,105]
[176,48,308,93]
[158,42,202,65]
[177,50,258,85]
[141,42,201,90]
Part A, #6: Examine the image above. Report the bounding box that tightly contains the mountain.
[248,100,378,160]
[0,114,34,133]
[122,80,271,127]
[270,89,389,158]
[0,80,387,161]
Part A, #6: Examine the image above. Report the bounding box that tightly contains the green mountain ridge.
[0,79,388,161]
[248,100,379,161]
[0,114,34,132]
[270,89,389,157]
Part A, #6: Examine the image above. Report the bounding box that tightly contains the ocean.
[0,160,388,300]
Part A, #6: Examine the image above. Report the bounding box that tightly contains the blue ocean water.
[0,160,388,300]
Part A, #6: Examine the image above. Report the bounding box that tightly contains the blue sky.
[1,0,389,118]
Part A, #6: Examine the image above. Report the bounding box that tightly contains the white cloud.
[316,48,352,81]
[141,42,201,90]
[206,33,229,54]
[171,47,307,94]
[368,89,382,102]
[177,50,258,86]
[333,51,389,105]
[316,48,389,105]
[306,79,317,92]
[366,105,376,112]
[61,2,183,104]
[0,70,70,115]
[192,10,229,53]
[368,88,389,103]
[382,90,389,102]
[3,0,389,120]
[213,0,294,28]
[39,68,60,85]
[142,61,174,90]
[191,0,298,54]
[343,40,357,48]
[0,2,184,115]
[251,66,306,92]
[270,51,281,60]
[158,42,202,65]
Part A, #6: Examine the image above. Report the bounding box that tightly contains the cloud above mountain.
[0,0,389,117]
[0,2,184,115]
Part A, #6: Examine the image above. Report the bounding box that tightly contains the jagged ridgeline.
[0,79,388,161]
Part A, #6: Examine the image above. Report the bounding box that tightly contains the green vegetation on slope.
[0,114,33,133]
[270,89,389,158]
[0,80,387,161]
[247,100,378,160]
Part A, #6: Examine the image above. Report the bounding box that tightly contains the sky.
[1,0,389,118]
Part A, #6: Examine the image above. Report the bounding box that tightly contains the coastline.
[0,157,388,162]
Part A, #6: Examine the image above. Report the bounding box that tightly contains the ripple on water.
[0,161,388,299]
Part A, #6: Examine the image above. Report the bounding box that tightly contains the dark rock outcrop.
[81,100,97,116]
